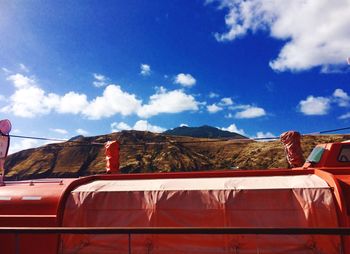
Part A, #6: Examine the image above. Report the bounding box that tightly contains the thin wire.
[2,125,350,146]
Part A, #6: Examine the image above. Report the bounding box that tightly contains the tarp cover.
[280,131,305,167]
[61,175,341,254]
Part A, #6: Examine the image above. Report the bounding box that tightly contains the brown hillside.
[4,131,350,180]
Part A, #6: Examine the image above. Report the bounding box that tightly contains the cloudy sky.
[0,0,350,153]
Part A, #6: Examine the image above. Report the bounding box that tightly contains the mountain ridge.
[164,125,248,139]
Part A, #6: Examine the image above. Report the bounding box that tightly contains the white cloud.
[76,128,89,135]
[255,131,275,139]
[111,120,165,133]
[8,139,43,154]
[211,0,350,71]
[133,120,165,133]
[6,73,36,88]
[1,82,58,117]
[207,103,223,113]
[174,73,196,87]
[219,97,233,106]
[339,113,350,120]
[137,87,199,118]
[209,92,219,98]
[299,96,330,115]
[140,64,151,76]
[19,63,29,73]
[2,67,11,74]
[222,123,245,135]
[111,122,132,132]
[0,95,5,101]
[82,85,142,119]
[56,92,89,114]
[93,73,108,87]
[50,128,68,135]
[333,88,350,107]
[2,73,200,120]
[235,106,266,119]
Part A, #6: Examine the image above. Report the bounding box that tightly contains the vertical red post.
[105,140,120,174]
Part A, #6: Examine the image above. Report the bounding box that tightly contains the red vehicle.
[1,141,350,253]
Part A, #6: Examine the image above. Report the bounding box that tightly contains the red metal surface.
[0,179,75,254]
[4,140,350,252]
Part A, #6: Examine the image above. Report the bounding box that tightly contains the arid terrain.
[4,130,350,180]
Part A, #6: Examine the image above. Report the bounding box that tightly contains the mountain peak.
[164,125,248,139]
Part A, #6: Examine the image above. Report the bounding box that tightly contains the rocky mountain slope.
[4,130,350,180]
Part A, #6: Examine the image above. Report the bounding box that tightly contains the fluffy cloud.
[140,64,151,76]
[211,0,350,71]
[333,88,350,107]
[235,106,266,119]
[174,73,196,87]
[298,96,331,115]
[2,73,201,120]
[207,103,223,113]
[83,85,142,119]
[299,89,350,117]
[2,75,59,117]
[111,120,165,133]
[222,123,245,135]
[2,73,142,119]
[93,73,108,87]
[137,87,199,118]
[219,97,233,106]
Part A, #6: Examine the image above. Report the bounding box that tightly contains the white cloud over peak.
[211,0,350,72]
[207,103,223,113]
[255,131,275,139]
[140,64,151,76]
[9,139,43,154]
[76,128,89,135]
[93,73,108,87]
[235,106,266,119]
[137,87,199,118]
[50,128,68,135]
[299,96,331,115]
[174,73,196,87]
[222,123,245,135]
[111,120,165,133]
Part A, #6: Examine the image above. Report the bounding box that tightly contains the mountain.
[164,125,248,139]
[4,130,350,181]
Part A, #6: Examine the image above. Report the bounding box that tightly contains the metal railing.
[1,227,350,254]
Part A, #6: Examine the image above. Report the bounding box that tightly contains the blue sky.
[0,0,350,153]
